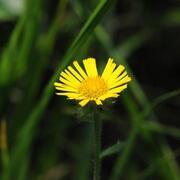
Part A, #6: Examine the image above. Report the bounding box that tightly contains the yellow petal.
[115,71,127,82]
[113,65,125,77]
[101,58,116,81]
[60,71,80,86]
[83,58,98,77]
[99,93,119,100]
[95,99,102,105]
[64,70,82,86]
[110,76,131,89]
[73,61,87,79]
[109,84,128,94]
[67,66,84,81]
[59,77,79,88]
[54,82,78,92]
[54,82,64,87]
[56,92,79,99]
[101,58,113,78]
[108,65,125,85]
[55,86,78,92]
[79,99,89,106]
[75,96,87,100]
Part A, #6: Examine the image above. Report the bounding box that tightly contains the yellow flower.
[54,58,131,107]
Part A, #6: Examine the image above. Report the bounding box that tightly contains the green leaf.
[100,141,124,159]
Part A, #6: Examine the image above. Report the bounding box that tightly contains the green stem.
[93,109,102,180]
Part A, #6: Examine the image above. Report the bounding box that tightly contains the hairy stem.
[93,109,102,180]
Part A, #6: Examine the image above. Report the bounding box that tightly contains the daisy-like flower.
[54,58,131,107]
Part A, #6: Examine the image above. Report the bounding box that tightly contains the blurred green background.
[0,0,180,179]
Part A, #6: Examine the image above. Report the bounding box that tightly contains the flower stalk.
[92,108,102,180]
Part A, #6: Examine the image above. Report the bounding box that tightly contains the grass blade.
[142,89,180,118]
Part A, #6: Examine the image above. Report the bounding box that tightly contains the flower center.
[79,77,108,99]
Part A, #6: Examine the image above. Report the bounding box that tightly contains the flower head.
[54,58,131,107]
